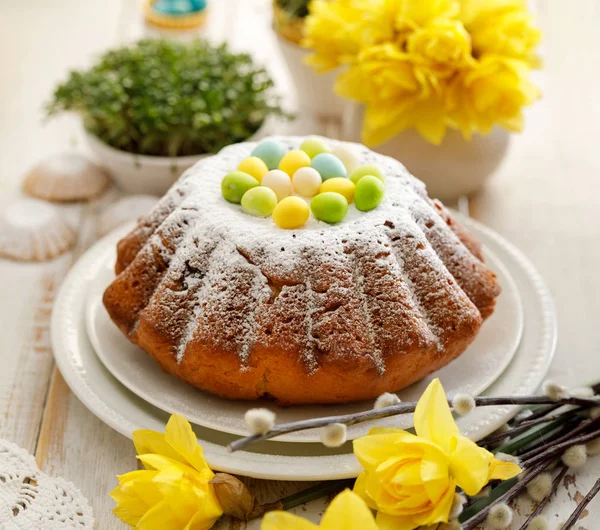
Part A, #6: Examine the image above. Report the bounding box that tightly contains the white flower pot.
[84,121,271,196]
[342,104,510,202]
[275,33,345,120]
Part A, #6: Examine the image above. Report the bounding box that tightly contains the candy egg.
[310,192,348,224]
[251,140,286,170]
[241,186,278,217]
[310,153,347,181]
[319,178,355,203]
[273,196,310,229]
[279,149,311,177]
[350,164,385,184]
[300,138,329,159]
[292,167,322,197]
[354,175,385,211]
[237,157,269,182]
[261,169,293,201]
[330,145,360,173]
[221,171,259,204]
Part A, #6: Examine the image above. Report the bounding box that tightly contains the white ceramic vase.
[342,104,510,202]
[275,33,345,120]
[84,121,270,196]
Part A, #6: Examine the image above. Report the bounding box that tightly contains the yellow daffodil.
[353,378,521,530]
[262,489,378,530]
[110,414,223,530]
[447,54,540,138]
[302,0,396,72]
[460,0,541,66]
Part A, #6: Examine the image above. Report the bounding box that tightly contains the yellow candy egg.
[272,196,310,229]
[237,157,269,182]
[319,177,356,203]
[278,149,311,177]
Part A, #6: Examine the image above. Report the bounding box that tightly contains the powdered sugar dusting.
[114,135,495,379]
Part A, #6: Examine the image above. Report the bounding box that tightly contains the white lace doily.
[0,439,94,529]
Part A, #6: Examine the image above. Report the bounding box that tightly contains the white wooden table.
[1,1,599,528]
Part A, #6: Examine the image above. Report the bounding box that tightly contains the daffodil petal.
[137,454,191,472]
[353,472,377,510]
[414,378,459,453]
[183,502,223,530]
[489,458,522,481]
[133,429,182,466]
[110,470,162,526]
[321,490,378,530]
[420,446,451,504]
[412,479,455,526]
[261,511,319,530]
[165,414,213,474]
[353,431,417,470]
[449,436,491,496]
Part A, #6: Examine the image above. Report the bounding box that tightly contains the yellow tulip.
[353,378,521,530]
[110,414,223,529]
[261,489,378,530]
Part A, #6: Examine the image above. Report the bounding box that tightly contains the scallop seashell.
[97,195,159,237]
[23,152,111,202]
[0,199,76,261]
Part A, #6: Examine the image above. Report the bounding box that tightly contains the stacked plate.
[51,216,556,480]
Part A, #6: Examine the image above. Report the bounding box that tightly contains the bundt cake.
[103,136,500,405]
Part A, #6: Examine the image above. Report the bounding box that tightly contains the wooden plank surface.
[1,0,600,528]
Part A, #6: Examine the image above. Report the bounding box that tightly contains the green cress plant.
[47,39,286,157]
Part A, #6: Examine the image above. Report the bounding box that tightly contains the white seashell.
[97,195,158,237]
[0,199,76,261]
[23,152,110,202]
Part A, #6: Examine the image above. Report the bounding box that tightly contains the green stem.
[280,479,355,511]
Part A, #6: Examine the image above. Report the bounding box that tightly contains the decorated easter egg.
[273,196,310,229]
[310,192,348,224]
[350,164,385,184]
[251,140,286,170]
[330,145,360,173]
[279,150,311,177]
[300,138,329,159]
[221,171,259,204]
[238,157,269,182]
[261,170,293,201]
[241,186,278,217]
[311,153,347,181]
[292,167,322,197]
[319,178,355,203]
[354,175,384,211]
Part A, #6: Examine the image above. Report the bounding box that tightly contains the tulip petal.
[133,430,182,467]
[448,435,490,495]
[489,458,522,481]
[262,511,319,530]
[321,490,379,530]
[165,414,212,474]
[414,379,459,453]
[376,511,421,530]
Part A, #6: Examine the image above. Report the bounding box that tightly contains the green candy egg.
[300,138,329,159]
[354,175,385,212]
[350,164,385,184]
[311,153,347,181]
[241,186,278,217]
[221,171,259,203]
[310,192,348,224]
[251,140,287,170]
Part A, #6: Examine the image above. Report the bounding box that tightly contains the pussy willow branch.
[562,477,600,530]
[461,459,553,530]
[517,466,568,530]
[228,395,600,452]
[481,412,575,446]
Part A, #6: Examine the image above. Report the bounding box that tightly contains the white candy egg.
[261,170,293,201]
[292,167,322,197]
[331,145,361,173]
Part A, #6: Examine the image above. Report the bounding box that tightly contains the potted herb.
[47,39,285,195]
[273,0,345,119]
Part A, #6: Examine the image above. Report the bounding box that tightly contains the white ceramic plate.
[51,216,556,480]
[85,227,523,442]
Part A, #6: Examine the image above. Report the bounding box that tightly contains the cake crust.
[103,137,500,405]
